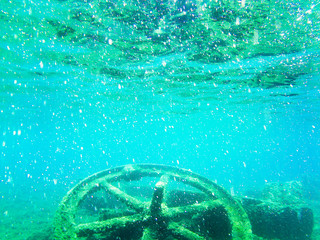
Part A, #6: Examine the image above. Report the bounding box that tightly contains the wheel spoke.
[163,199,222,220]
[102,182,144,213]
[75,213,145,237]
[150,175,169,216]
[168,222,206,240]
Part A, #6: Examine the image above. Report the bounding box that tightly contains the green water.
[0,0,320,239]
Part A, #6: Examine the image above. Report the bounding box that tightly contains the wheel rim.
[54,164,252,240]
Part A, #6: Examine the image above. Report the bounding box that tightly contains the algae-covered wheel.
[54,164,252,240]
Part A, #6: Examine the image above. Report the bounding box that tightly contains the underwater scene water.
[1,0,320,239]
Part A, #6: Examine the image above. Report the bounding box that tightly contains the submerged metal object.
[54,164,253,240]
[54,164,314,239]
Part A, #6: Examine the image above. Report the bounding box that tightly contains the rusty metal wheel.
[54,164,252,240]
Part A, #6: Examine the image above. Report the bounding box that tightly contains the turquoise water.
[1,0,320,239]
